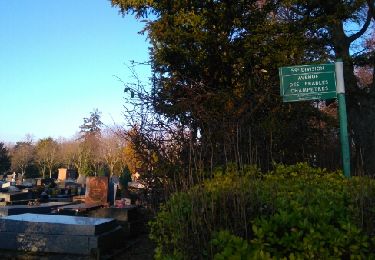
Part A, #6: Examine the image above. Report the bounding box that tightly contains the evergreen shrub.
[150,163,375,259]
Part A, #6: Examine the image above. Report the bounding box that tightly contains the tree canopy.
[79,108,103,140]
[112,0,374,177]
[11,141,34,177]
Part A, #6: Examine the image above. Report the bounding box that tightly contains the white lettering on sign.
[279,63,336,102]
[289,86,329,94]
[297,74,318,80]
[289,82,300,87]
[304,80,329,86]
[289,65,325,74]
[300,65,325,73]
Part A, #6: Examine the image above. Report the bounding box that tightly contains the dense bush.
[149,163,375,259]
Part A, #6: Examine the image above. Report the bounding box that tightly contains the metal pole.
[335,60,351,178]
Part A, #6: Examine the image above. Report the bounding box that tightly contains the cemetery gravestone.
[36,179,42,186]
[58,168,77,182]
[108,176,119,206]
[85,177,108,205]
[6,174,13,182]
[2,182,11,189]
[57,168,68,181]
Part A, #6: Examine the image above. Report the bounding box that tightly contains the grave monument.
[0,213,123,255]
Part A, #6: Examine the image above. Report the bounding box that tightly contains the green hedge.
[150,163,375,259]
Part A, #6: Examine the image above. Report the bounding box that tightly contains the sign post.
[335,60,351,178]
[279,62,350,177]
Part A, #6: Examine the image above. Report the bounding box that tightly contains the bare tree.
[11,142,34,177]
[58,139,80,170]
[35,137,59,178]
[100,128,125,177]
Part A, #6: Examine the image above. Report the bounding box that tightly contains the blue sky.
[0,0,151,143]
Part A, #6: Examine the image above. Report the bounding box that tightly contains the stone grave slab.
[0,213,123,255]
[88,206,139,237]
[0,191,32,202]
[23,178,36,186]
[57,202,103,215]
[0,202,73,217]
[88,206,137,222]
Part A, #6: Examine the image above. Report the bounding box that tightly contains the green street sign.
[279,64,337,102]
